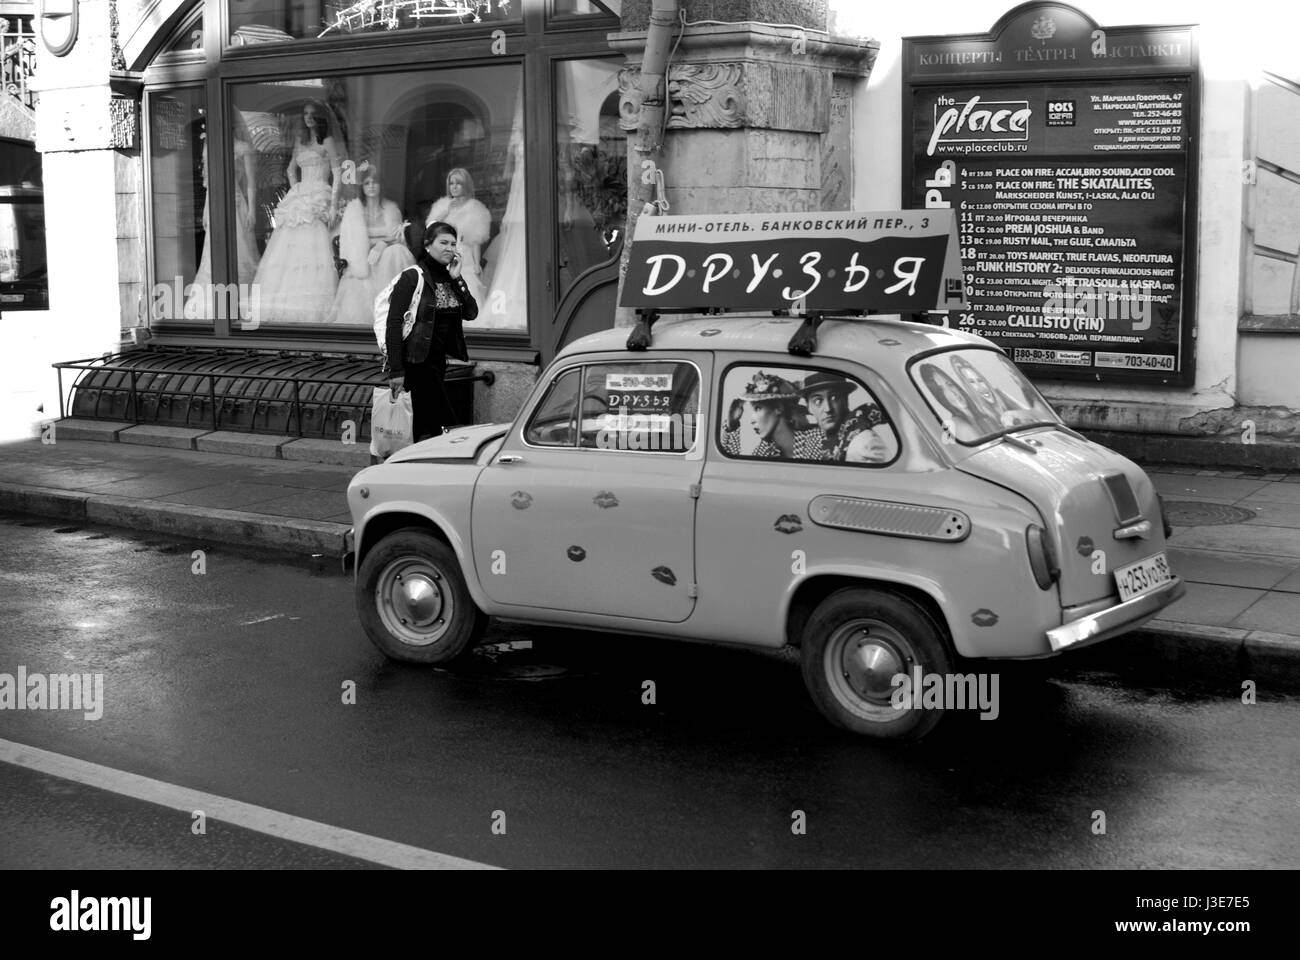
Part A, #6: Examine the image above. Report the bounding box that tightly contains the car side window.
[718,364,899,466]
[523,367,582,447]
[579,361,700,453]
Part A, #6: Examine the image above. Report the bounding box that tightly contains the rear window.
[910,350,1058,446]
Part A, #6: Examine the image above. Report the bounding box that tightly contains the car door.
[470,355,708,622]
[692,359,911,647]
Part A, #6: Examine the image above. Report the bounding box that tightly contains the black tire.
[356,528,487,664]
[800,588,954,740]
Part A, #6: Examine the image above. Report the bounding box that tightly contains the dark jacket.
[386,253,476,374]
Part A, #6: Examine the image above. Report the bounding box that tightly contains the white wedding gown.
[250,140,338,325]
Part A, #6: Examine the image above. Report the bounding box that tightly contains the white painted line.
[0,738,499,871]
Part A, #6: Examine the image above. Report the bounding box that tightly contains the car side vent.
[808,496,971,542]
[1102,473,1143,525]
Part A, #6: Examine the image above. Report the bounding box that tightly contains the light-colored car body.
[347,314,1184,670]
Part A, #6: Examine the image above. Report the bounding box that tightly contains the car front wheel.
[356,528,486,664]
[800,588,954,740]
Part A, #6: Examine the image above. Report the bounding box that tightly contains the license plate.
[1114,552,1173,602]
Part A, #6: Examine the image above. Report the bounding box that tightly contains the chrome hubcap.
[376,557,452,646]
[825,618,916,722]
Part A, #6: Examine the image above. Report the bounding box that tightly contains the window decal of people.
[328,160,415,325]
[948,354,1040,430]
[798,371,894,464]
[916,362,1002,441]
[425,167,490,310]
[721,368,899,464]
[721,371,826,460]
[249,100,343,325]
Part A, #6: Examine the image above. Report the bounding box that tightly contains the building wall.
[842,0,1300,436]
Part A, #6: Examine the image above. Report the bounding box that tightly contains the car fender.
[353,498,494,612]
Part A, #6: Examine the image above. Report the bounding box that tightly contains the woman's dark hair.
[299,100,330,145]
[919,363,972,420]
[423,220,458,246]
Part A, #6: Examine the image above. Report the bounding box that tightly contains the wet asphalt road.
[1,514,1297,870]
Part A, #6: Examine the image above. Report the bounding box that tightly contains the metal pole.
[208,375,217,431]
[293,378,303,437]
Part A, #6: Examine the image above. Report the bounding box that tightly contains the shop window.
[229,63,527,331]
[551,0,620,16]
[718,365,899,466]
[555,59,626,297]
[0,138,46,312]
[147,89,211,324]
[228,0,517,45]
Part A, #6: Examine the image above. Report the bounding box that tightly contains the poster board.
[620,210,965,314]
[903,2,1198,385]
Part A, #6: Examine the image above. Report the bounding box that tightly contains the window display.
[228,0,517,45]
[147,88,209,324]
[555,59,625,296]
[231,64,527,330]
[329,161,415,324]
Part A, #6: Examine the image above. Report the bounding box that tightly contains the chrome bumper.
[1047,577,1186,652]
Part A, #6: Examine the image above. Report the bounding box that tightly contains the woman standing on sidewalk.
[386,221,476,442]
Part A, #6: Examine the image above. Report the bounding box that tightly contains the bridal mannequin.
[327,161,414,324]
[249,100,343,325]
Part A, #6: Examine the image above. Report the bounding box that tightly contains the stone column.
[613,4,876,209]
[609,1,876,324]
[30,0,143,358]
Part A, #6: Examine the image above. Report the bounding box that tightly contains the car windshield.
[910,349,1060,446]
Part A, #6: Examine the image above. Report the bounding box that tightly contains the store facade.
[27,0,633,439]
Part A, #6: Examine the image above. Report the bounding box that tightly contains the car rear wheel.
[800,588,953,740]
[356,528,487,664]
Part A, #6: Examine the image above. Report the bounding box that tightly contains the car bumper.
[1046,576,1186,652]
[342,527,355,576]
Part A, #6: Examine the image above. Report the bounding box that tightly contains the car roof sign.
[619,210,966,315]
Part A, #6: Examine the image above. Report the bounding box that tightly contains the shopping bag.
[369,386,413,459]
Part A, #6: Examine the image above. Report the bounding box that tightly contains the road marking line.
[0,738,498,870]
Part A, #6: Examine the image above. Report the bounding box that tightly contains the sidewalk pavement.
[1,433,1297,687]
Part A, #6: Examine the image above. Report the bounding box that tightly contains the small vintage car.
[346,315,1185,739]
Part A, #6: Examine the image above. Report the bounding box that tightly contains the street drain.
[1164,500,1256,526]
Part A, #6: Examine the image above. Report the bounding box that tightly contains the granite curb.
[0,481,349,558]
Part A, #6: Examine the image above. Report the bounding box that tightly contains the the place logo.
[890,667,1000,720]
[0,667,103,720]
[50,891,150,940]
[928,95,1032,157]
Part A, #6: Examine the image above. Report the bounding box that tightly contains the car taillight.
[1026,524,1059,590]
[1156,493,1173,539]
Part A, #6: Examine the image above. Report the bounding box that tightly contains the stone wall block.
[1258,81,1300,173]
[115,192,142,239]
[1255,169,1300,255]
[119,281,143,328]
[1251,256,1297,316]
[114,150,140,193]
[115,237,140,278]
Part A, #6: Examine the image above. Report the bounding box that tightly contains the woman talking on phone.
[386,221,477,442]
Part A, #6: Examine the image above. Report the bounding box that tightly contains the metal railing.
[53,348,495,440]
[1,15,36,113]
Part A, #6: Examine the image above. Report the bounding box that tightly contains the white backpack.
[373,265,425,370]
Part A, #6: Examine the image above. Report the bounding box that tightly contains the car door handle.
[497,454,524,464]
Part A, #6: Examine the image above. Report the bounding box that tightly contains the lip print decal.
[651,565,677,586]
[774,514,803,534]
[699,328,722,337]
[510,491,533,510]
[1076,536,1095,557]
[593,491,620,509]
[971,609,999,628]
[567,545,587,562]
